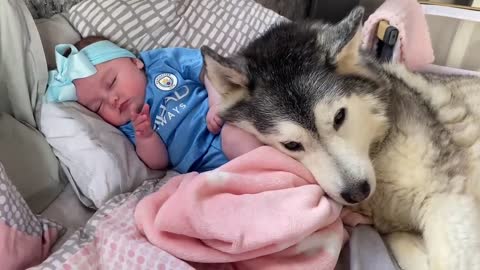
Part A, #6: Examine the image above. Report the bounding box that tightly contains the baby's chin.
[107,116,130,127]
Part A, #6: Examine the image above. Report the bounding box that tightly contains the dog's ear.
[201,46,250,109]
[315,7,365,76]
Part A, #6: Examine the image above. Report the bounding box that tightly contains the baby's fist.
[131,104,153,138]
[206,105,223,134]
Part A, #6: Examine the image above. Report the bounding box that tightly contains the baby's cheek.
[99,110,119,126]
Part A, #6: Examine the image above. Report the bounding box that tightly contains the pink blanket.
[135,146,347,270]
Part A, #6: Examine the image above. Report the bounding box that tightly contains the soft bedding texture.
[67,0,285,56]
[135,146,346,270]
[0,0,66,213]
[0,162,64,270]
[40,102,165,208]
[30,173,193,270]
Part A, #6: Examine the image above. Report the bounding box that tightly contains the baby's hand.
[206,104,224,134]
[131,104,154,138]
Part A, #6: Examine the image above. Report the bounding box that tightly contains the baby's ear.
[132,58,144,69]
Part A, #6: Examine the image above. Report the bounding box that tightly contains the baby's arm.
[131,104,169,170]
[201,68,264,158]
[201,69,224,134]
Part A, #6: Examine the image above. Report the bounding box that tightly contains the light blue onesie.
[119,48,228,173]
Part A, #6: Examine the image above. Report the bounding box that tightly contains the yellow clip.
[376,20,390,41]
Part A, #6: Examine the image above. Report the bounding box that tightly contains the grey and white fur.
[201,7,480,270]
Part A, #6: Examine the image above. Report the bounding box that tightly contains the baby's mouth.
[123,97,144,114]
[133,100,144,114]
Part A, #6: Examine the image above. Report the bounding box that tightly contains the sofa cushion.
[0,0,65,212]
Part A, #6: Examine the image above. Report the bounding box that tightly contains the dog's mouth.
[324,192,353,206]
[317,180,373,206]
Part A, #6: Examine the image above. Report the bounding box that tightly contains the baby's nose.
[109,96,119,107]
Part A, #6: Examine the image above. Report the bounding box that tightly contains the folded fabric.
[0,163,64,270]
[362,0,435,70]
[135,146,346,270]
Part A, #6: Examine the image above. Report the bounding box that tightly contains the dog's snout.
[340,180,371,204]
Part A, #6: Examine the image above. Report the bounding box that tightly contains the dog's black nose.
[341,181,371,204]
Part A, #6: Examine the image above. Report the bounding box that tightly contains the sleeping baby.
[46,36,262,173]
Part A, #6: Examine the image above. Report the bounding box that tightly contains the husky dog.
[201,6,480,270]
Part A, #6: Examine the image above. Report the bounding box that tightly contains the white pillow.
[40,102,164,208]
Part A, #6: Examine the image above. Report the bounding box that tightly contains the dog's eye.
[282,141,304,151]
[333,108,347,130]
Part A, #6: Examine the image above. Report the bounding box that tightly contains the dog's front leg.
[384,232,429,270]
[421,194,480,270]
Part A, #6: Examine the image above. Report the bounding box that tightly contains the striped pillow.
[67,0,285,56]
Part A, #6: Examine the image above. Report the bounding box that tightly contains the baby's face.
[75,57,147,126]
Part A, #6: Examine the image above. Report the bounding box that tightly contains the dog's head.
[201,7,390,205]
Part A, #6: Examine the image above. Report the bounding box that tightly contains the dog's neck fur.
[353,54,396,157]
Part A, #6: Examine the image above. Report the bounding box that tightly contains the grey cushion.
[0,0,46,126]
[24,0,84,19]
[346,225,399,270]
[0,113,66,213]
[0,0,65,213]
[35,13,81,70]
